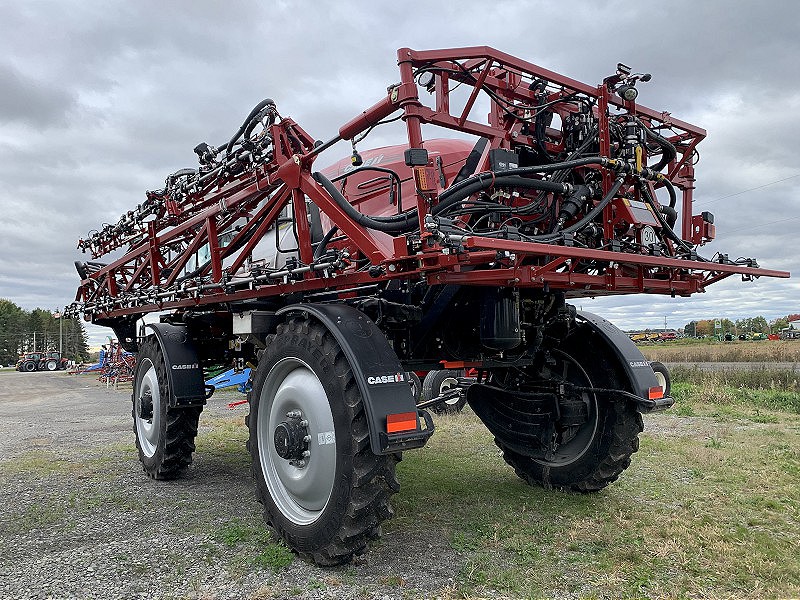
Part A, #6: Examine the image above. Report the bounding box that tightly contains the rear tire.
[423,370,467,414]
[132,336,202,480]
[247,318,399,566]
[493,333,643,492]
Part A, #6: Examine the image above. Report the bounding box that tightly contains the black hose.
[639,182,706,260]
[529,177,625,242]
[433,175,570,217]
[638,119,676,172]
[661,176,677,209]
[226,98,275,155]
[312,172,417,233]
[313,226,339,260]
[313,171,572,234]
[440,157,605,204]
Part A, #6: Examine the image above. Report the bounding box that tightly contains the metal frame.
[69,46,788,323]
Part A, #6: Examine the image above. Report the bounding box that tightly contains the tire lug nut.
[302,450,311,458]
[286,410,301,418]
[300,419,309,427]
[303,435,311,443]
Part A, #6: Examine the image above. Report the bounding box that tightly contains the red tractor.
[16,351,69,372]
[67,47,788,565]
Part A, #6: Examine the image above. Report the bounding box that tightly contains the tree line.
[0,299,90,366]
[683,314,798,337]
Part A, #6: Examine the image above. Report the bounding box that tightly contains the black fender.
[144,323,207,408]
[276,303,434,454]
[576,311,672,411]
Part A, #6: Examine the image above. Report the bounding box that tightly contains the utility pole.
[54,311,63,355]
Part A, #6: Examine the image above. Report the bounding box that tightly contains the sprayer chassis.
[69,47,788,566]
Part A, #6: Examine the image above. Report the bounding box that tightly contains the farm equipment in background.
[66,46,789,565]
[16,351,69,372]
[72,339,137,386]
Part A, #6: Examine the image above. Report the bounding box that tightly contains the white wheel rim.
[134,358,161,458]
[654,370,667,393]
[440,376,461,405]
[258,357,337,525]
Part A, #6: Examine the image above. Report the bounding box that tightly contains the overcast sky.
[0,0,798,346]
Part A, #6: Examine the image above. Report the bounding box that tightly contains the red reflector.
[649,386,664,400]
[386,412,418,434]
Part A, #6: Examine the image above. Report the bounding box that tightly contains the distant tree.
[695,319,713,337]
[63,318,90,362]
[771,317,790,333]
[0,299,27,365]
[684,321,698,337]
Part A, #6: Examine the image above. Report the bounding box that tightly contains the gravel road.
[0,371,461,600]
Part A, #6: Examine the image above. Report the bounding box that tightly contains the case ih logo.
[172,363,199,370]
[367,372,404,385]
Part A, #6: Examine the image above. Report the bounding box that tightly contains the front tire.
[132,336,202,479]
[23,361,37,372]
[423,370,467,414]
[247,318,399,566]
[45,360,58,371]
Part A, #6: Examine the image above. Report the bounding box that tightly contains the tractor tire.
[493,340,643,493]
[423,370,467,414]
[407,371,422,403]
[131,336,202,480]
[649,361,671,396]
[247,318,399,566]
[23,361,37,372]
[45,360,58,371]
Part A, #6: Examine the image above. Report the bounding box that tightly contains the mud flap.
[576,311,674,411]
[144,323,207,408]
[276,303,434,454]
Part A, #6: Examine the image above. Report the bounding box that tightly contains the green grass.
[213,518,294,571]
[392,399,800,598]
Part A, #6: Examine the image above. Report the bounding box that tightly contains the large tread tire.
[45,360,58,371]
[423,370,467,414]
[23,361,36,372]
[131,336,202,480]
[247,318,399,566]
[494,333,644,493]
[497,401,643,492]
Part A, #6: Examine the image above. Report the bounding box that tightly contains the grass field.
[388,381,800,598]
[640,339,800,363]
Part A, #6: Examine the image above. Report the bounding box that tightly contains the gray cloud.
[0,0,798,346]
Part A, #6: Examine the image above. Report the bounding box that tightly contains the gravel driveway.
[0,371,461,600]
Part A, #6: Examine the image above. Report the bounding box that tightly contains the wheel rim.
[534,350,598,467]
[134,358,161,458]
[439,375,461,405]
[258,357,337,526]
[653,370,667,393]
[46,360,57,371]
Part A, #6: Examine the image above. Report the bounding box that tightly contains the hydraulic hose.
[440,156,606,205]
[530,177,625,242]
[433,175,571,217]
[639,182,706,260]
[226,98,276,155]
[313,171,573,234]
[313,226,339,260]
[638,118,676,172]
[312,172,417,233]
